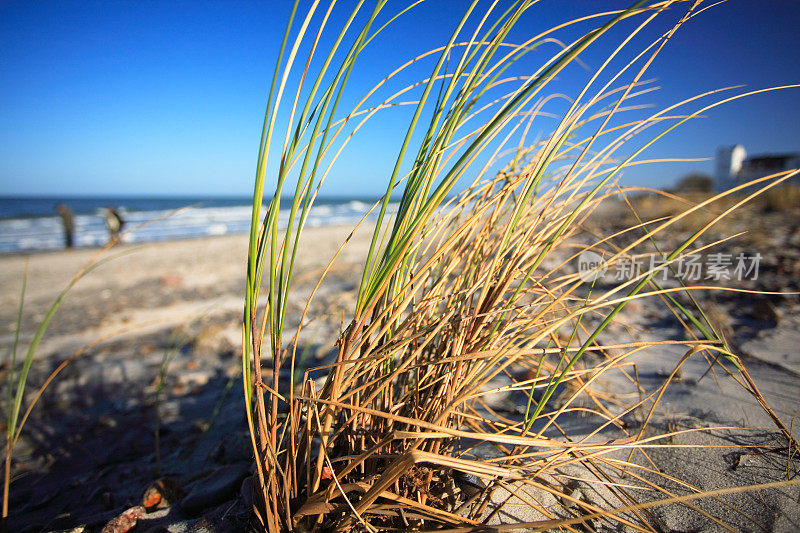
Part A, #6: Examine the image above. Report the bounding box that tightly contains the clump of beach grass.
[242,1,799,530]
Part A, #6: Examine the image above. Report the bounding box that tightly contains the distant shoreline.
[0,196,392,253]
[0,228,246,257]
[0,219,373,257]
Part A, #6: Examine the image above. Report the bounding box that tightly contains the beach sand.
[2,221,799,531]
[1,226,372,531]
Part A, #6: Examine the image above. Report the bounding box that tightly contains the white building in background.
[715,144,800,192]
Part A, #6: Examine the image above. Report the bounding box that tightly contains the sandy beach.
[3,0,800,530]
[0,225,374,363]
[1,226,375,531]
[2,216,799,531]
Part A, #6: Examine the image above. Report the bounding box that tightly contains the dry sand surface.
[0,225,372,362]
[1,226,372,531]
[1,220,799,531]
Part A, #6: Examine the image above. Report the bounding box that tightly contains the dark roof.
[742,153,800,170]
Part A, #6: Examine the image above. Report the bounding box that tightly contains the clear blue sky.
[1,0,798,197]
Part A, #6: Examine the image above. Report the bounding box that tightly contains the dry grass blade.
[242,1,800,530]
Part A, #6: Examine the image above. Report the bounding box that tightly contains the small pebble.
[101,505,144,533]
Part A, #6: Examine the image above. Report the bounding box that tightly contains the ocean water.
[0,196,390,253]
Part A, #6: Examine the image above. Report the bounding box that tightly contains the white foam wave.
[0,200,386,253]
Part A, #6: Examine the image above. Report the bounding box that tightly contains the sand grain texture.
[1,222,798,531]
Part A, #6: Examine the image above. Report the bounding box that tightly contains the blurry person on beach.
[55,204,75,248]
[104,206,125,243]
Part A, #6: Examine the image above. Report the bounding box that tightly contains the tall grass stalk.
[2,209,188,523]
[242,1,799,530]
[2,245,132,522]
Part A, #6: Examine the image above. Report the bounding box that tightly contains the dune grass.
[241,1,799,530]
[1,210,189,524]
[2,242,133,521]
